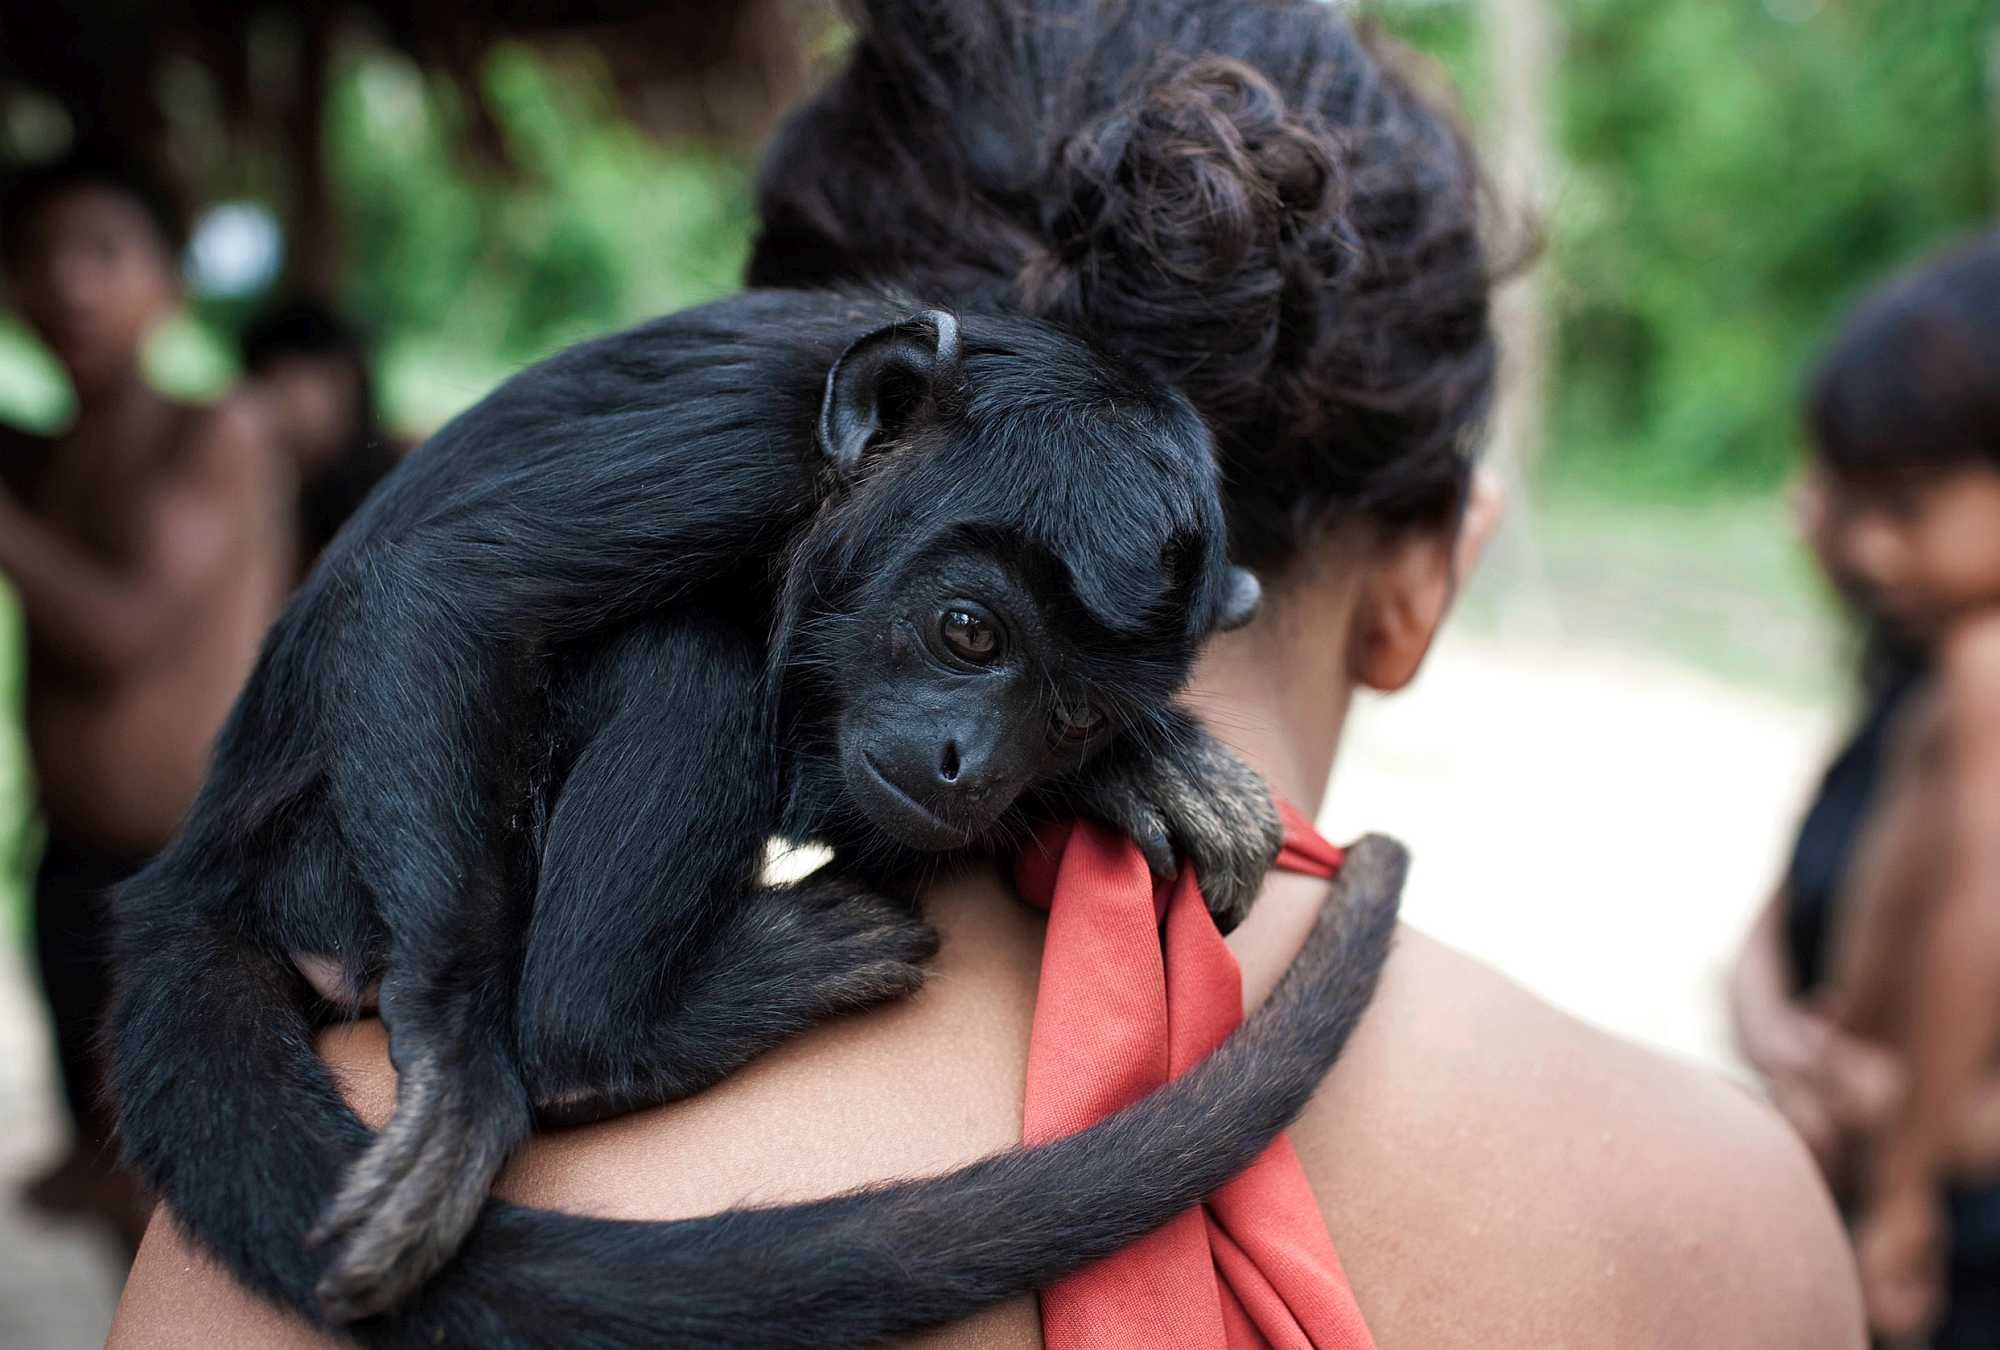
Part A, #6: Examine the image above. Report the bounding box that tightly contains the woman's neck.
[1185,573,1357,819]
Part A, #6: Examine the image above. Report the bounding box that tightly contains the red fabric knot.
[1010,798,1375,1349]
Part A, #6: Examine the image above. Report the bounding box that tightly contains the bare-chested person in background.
[0,150,296,1246]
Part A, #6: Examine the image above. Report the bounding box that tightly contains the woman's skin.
[111,478,1864,1348]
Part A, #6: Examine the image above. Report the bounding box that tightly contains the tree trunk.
[1480,0,1557,486]
[285,12,341,294]
[1477,0,1560,624]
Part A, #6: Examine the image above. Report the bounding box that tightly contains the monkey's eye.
[1052,696,1105,743]
[939,608,1001,664]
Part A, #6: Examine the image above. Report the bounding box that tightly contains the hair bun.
[1020,57,1345,439]
[1037,57,1336,282]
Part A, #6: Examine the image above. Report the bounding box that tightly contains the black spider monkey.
[108,288,1400,1342]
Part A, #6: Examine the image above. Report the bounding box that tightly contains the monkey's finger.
[1114,784,1180,879]
[1196,867,1257,935]
[1071,780,1177,879]
[1132,817,1179,881]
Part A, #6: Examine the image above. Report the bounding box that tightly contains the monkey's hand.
[310,1038,532,1324]
[1066,726,1283,933]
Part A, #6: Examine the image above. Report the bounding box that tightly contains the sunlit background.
[1,0,1995,1342]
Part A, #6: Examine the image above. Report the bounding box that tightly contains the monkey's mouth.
[850,752,979,852]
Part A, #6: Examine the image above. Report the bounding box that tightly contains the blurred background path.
[1326,627,1836,1069]
[1,940,126,1348]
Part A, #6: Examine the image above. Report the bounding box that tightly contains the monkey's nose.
[927,737,995,803]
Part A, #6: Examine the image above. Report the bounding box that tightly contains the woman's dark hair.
[750,0,1499,575]
[1807,230,2000,486]
[1,144,186,272]
[240,296,400,566]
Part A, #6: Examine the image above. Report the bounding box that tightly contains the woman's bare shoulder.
[1304,926,1864,1349]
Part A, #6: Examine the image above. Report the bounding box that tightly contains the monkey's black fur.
[107,287,1353,1338]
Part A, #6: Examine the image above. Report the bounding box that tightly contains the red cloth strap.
[1012,797,1376,1349]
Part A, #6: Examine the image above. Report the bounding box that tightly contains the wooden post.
[1477,0,1560,624]
[1480,0,1557,486]
[285,12,340,293]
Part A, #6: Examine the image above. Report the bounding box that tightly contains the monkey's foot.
[1070,734,1283,933]
[309,1055,528,1323]
[787,881,940,1014]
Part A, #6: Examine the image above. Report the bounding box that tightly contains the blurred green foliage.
[1378,0,1996,496]
[331,50,751,430]
[327,46,754,430]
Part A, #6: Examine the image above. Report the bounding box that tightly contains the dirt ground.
[0,627,1842,1348]
[1323,626,1839,1072]
[0,937,127,1349]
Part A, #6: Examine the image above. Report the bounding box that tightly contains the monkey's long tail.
[349,834,1406,1350]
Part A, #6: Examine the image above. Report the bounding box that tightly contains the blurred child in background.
[1734,231,2000,1346]
[0,148,296,1248]
[238,297,403,576]
[1731,469,1929,1172]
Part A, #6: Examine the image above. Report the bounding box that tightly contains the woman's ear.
[1348,468,1504,692]
[1455,467,1505,583]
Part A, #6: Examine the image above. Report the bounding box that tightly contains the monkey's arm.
[1057,712,1284,932]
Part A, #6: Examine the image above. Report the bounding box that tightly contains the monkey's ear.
[1216,567,1262,632]
[818,310,962,473]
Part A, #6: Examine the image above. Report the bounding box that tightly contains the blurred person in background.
[1732,231,2000,1346]
[0,148,296,1248]
[1730,465,1929,1173]
[113,3,1860,1345]
[238,296,404,576]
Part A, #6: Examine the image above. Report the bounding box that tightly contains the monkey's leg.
[310,584,543,1324]
[310,934,534,1324]
[513,619,937,1125]
[526,872,939,1126]
[1058,710,1283,933]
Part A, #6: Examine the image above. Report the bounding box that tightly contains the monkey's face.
[832,551,1121,852]
[792,307,1264,853]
